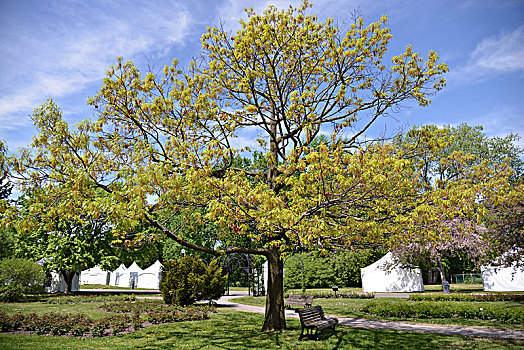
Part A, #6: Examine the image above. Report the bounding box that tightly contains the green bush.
[160,256,226,306]
[283,253,339,290]
[409,293,524,302]
[332,249,385,287]
[362,300,524,324]
[0,258,45,301]
[283,249,385,290]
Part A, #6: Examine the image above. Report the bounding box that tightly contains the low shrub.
[409,293,524,302]
[362,300,524,324]
[91,317,110,337]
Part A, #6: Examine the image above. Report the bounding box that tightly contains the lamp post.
[332,286,339,298]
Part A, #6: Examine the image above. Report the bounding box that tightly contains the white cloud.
[470,105,524,148]
[0,0,194,129]
[470,24,524,73]
[450,24,524,84]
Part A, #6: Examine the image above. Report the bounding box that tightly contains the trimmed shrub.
[0,258,45,301]
[362,300,524,324]
[409,293,524,302]
[160,256,225,306]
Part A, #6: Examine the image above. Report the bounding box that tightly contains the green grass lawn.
[1,307,523,350]
[232,295,524,329]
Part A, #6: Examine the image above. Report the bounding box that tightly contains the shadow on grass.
[1,308,523,350]
[131,309,524,350]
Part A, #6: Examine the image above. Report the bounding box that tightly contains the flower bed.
[0,301,212,337]
[362,300,524,324]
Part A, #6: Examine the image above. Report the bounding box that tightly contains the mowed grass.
[1,308,523,350]
[0,299,111,319]
[233,295,524,329]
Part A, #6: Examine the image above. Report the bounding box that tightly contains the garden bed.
[0,300,214,338]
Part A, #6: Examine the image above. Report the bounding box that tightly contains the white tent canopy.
[109,263,129,287]
[481,258,524,292]
[36,258,79,293]
[45,271,80,293]
[361,252,425,293]
[137,260,163,289]
[126,262,143,288]
[80,265,111,285]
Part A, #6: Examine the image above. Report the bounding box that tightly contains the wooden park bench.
[296,305,338,340]
[284,294,313,308]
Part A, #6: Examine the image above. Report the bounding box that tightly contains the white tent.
[36,258,79,293]
[136,260,163,289]
[361,252,425,293]
[109,263,129,287]
[80,265,111,285]
[481,259,524,292]
[126,262,143,288]
[45,271,80,293]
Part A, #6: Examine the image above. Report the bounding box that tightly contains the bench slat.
[296,305,338,340]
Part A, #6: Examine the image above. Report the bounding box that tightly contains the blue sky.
[1,0,523,152]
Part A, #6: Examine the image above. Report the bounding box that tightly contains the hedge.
[408,293,524,302]
[362,300,524,324]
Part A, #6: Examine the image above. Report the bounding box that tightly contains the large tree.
[7,2,512,330]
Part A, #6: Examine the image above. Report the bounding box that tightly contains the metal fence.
[453,273,482,284]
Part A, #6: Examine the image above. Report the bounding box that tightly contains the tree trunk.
[437,260,447,285]
[262,248,286,331]
[61,271,75,294]
[427,269,438,284]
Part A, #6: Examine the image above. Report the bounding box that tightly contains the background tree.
[332,248,385,287]
[392,218,488,285]
[283,252,339,291]
[0,140,12,202]
[14,213,116,293]
[0,141,16,260]
[394,124,524,282]
[7,2,512,331]
[483,178,524,268]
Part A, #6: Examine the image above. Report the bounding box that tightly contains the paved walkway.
[217,293,524,340]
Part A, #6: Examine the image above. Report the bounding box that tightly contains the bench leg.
[299,326,319,341]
